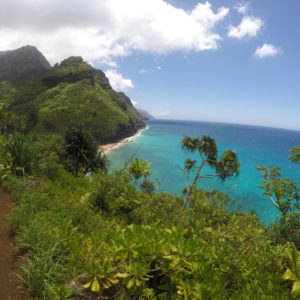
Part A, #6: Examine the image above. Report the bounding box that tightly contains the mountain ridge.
[137,108,154,120]
[0,46,145,143]
[0,45,51,80]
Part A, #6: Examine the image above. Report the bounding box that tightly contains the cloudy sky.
[1,0,300,130]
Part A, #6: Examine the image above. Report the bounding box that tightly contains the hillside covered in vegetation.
[0,45,144,143]
[0,46,299,300]
[0,124,299,299]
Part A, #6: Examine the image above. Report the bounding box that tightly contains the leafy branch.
[181,135,240,208]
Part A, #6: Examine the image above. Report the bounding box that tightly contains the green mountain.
[0,45,51,80]
[0,46,144,143]
[137,108,154,120]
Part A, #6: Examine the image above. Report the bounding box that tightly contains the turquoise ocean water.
[108,120,300,223]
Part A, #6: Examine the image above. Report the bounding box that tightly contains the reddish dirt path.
[0,189,25,300]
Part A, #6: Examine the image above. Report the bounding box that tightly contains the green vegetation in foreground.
[0,130,299,299]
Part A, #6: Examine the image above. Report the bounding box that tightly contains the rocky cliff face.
[42,56,95,87]
[42,69,95,87]
[95,69,111,90]
[0,46,145,143]
[118,92,134,107]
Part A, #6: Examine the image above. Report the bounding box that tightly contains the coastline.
[99,126,149,154]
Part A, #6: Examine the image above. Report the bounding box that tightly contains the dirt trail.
[0,188,25,300]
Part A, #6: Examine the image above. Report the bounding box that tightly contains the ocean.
[108,119,300,223]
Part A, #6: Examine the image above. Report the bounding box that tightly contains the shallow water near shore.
[108,119,300,223]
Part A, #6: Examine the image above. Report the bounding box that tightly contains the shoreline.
[99,126,149,154]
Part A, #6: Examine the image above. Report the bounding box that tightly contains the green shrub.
[140,178,155,194]
[8,133,40,176]
[28,133,65,179]
[3,152,296,299]
[62,124,108,177]
[91,170,137,217]
[129,192,185,226]
[0,134,12,183]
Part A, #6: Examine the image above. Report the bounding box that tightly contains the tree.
[181,135,240,208]
[257,166,299,216]
[62,124,108,177]
[289,146,300,164]
[257,146,300,248]
[127,157,151,186]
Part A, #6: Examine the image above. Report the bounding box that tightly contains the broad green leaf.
[127,278,135,289]
[91,278,100,292]
[108,278,119,285]
[163,255,172,260]
[283,268,297,281]
[291,281,300,297]
[135,279,141,286]
[82,281,92,289]
[116,273,130,278]
[102,281,110,289]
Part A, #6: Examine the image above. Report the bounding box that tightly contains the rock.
[42,69,95,87]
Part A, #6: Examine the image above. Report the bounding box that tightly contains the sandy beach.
[99,126,149,154]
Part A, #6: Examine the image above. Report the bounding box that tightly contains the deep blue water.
[108,119,300,223]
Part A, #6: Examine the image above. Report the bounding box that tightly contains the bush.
[139,178,155,194]
[91,171,137,218]
[28,133,65,179]
[62,124,108,177]
[8,134,40,176]
[3,146,297,298]
[0,134,12,183]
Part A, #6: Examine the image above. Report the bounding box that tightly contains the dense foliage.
[257,146,300,250]
[0,131,299,299]
[62,124,108,177]
[2,45,297,299]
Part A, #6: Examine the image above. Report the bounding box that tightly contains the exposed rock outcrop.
[42,56,95,87]
[42,69,95,87]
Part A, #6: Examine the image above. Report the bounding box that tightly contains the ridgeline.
[0,45,144,143]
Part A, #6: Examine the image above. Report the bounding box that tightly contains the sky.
[1,0,300,130]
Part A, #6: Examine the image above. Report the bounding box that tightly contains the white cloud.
[105,69,134,92]
[138,69,148,74]
[228,16,263,39]
[131,100,138,106]
[154,110,171,117]
[254,44,281,59]
[157,66,162,71]
[234,3,249,15]
[0,0,229,65]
